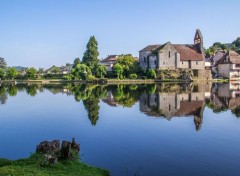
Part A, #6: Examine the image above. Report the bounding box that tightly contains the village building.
[100,54,139,72]
[215,50,240,80]
[99,55,119,72]
[139,29,208,79]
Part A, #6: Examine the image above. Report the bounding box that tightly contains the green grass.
[0,154,109,176]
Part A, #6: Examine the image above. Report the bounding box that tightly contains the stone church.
[139,29,206,78]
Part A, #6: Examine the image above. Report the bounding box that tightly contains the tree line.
[0,36,157,80]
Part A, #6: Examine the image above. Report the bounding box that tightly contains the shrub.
[129,74,137,79]
[146,69,156,79]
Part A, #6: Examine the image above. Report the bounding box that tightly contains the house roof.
[175,101,204,116]
[173,44,204,61]
[216,50,240,64]
[101,55,118,62]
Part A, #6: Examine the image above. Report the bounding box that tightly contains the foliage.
[232,37,240,47]
[95,65,107,78]
[231,105,240,118]
[146,69,156,79]
[129,74,137,79]
[0,154,109,176]
[7,85,18,96]
[115,55,140,78]
[26,67,38,79]
[0,68,6,79]
[73,58,81,68]
[0,57,7,70]
[71,64,92,80]
[113,63,123,79]
[82,36,99,70]
[51,66,61,74]
[7,67,18,79]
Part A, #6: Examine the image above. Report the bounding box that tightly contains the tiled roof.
[140,43,204,61]
[216,50,240,64]
[173,44,204,61]
[175,101,204,116]
[101,55,118,62]
[139,45,162,52]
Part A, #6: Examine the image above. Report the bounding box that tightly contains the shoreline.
[0,78,230,85]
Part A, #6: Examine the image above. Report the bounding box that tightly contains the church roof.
[173,44,204,61]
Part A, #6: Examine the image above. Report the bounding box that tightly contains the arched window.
[169,51,171,58]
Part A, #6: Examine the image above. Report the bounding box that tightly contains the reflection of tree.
[0,86,8,105]
[83,96,100,126]
[26,85,38,96]
[7,85,18,96]
[206,100,228,113]
[232,106,240,118]
[112,85,140,108]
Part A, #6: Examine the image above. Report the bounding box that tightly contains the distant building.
[139,29,205,78]
[100,54,138,72]
[215,50,240,80]
[99,55,119,71]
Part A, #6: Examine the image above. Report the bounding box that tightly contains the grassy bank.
[0,154,109,176]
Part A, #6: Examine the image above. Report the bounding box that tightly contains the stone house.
[99,55,119,72]
[215,50,240,80]
[100,54,138,72]
[139,29,206,78]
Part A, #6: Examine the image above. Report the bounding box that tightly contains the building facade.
[139,29,205,77]
[215,51,240,80]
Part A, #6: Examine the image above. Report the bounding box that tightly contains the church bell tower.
[194,29,204,53]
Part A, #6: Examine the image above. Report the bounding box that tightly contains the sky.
[0,0,240,68]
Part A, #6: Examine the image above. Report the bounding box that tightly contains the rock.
[36,140,60,154]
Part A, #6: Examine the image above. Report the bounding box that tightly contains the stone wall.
[218,64,230,78]
[158,43,178,69]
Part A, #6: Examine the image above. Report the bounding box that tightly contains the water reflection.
[0,82,240,129]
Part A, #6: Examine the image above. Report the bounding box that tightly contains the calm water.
[0,83,240,176]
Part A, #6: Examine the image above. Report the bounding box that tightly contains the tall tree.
[95,65,107,78]
[0,57,7,70]
[73,58,81,68]
[82,36,99,70]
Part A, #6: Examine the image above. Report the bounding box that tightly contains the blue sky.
[0,0,239,68]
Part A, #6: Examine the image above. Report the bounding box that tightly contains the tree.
[146,69,157,79]
[73,58,81,68]
[0,57,7,70]
[0,68,6,79]
[71,63,92,80]
[232,37,240,47]
[95,65,107,78]
[82,36,99,70]
[113,63,123,79]
[115,55,140,78]
[7,67,18,79]
[26,67,38,79]
[51,66,61,74]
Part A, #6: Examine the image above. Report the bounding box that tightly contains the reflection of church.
[140,91,205,131]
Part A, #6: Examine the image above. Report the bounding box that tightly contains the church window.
[169,51,171,58]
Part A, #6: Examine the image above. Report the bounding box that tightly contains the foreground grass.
[0,154,109,176]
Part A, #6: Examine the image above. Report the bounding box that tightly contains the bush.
[129,74,137,79]
[146,69,156,79]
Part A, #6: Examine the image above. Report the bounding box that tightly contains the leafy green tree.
[146,69,156,79]
[82,36,99,70]
[7,67,18,79]
[51,66,61,74]
[95,65,107,78]
[71,63,92,80]
[26,67,38,79]
[73,58,81,68]
[129,74,137,79]
[38,68,44,74]
[113,63,123,79]
[0,57,7,70]
[232,37,240,47]
[115,55,140,77]
[0,68,6,79]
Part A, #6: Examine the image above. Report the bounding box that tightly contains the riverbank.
[0,154,109,176]
[0,78,231,85]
